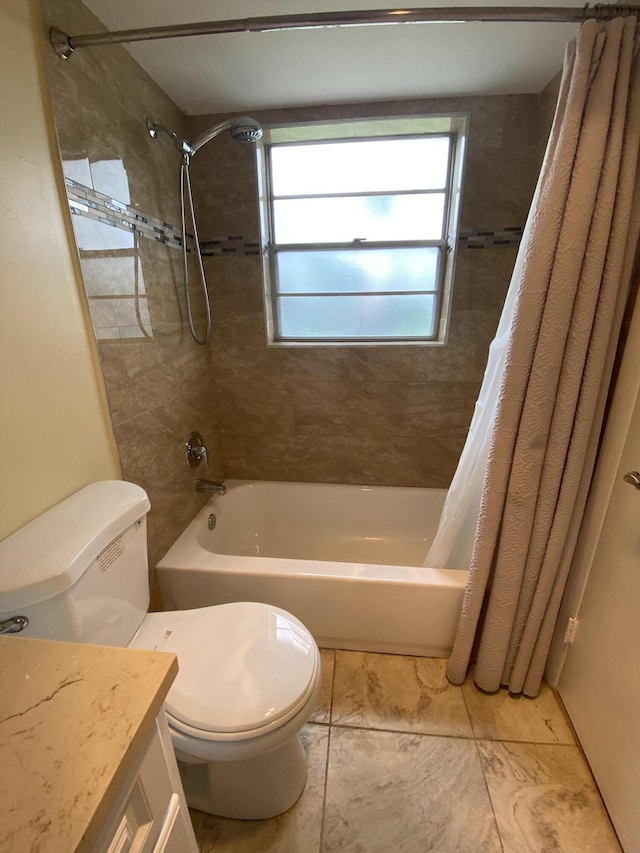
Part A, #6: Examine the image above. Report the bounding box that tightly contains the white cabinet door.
[152,794,196,853]
[94,715,198,853]
[559,384,640,852]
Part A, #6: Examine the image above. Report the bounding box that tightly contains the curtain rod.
[50,4,640,60]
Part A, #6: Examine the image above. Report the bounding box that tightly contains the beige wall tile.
[41,0,226,575]
[190,93,552,487]
[225,432,465,487]
[114,389,223,558]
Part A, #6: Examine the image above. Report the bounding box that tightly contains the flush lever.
[0,616,29,634]
[623,471,640,490]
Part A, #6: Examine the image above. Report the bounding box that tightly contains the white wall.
[546,283,640,684]
[0,0,120,540]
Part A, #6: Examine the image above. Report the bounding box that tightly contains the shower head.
[229,117,263,143]
[189,116,263,156]
[147,115,262,159]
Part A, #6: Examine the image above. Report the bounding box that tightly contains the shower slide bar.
[50,4,640,60]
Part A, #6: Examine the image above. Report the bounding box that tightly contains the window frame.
[257,118,467,347]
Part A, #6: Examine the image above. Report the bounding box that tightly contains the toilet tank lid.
[0,481,150,611]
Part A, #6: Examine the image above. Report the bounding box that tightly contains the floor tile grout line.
[318,649,337,853]
[475,736,581,748]
[329,648,337,723]
[328,721,474,739]
[471,736,507,853]
[318,721,332,852]
[459,681,480,740]
[323,717,575,747]
[461,679,506,853]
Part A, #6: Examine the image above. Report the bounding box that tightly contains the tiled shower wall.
[41,0,560,577]
[187,84,557,486]
[40,0,224,603]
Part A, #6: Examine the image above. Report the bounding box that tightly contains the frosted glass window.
[262,124,462,344]
[273,194,446,244]
[277,248,440,294]
[271,137,450,195]
[278,295,436,339]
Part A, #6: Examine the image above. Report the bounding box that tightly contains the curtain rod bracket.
[50,27,75,60]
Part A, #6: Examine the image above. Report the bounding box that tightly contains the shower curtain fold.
[433,16,640,697]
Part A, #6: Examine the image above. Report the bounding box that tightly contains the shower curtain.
[428,16,640,697]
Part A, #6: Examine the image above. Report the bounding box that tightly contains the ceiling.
[79,0,580,115]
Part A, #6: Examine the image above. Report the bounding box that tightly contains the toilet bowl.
[129,601,322,818]
[0,480,322,821]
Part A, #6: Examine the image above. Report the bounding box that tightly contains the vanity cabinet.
[0,635,196,852]
[93,714,198,853]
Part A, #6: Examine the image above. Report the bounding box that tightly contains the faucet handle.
[185,431,209,469]
[195,444,209,467]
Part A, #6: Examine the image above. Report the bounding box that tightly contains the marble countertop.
[0,635,178,852]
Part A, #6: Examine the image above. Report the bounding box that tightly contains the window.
[258,117,467,345]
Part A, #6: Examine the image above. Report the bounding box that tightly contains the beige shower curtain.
[447,15,640,697]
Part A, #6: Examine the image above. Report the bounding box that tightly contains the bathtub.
[157,480,467,657]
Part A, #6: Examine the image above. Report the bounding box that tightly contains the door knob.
[623,471,640,490]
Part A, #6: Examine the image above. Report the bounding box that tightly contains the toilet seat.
[137,602,319,739]
[165,662,319,743]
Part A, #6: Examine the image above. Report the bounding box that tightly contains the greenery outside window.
[257,116,468,346]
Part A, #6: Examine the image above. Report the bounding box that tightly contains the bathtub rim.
[157,479,466,587]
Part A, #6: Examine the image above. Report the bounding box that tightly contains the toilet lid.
[161,602,318,735]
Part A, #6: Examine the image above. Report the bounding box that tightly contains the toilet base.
[179,734,308,819]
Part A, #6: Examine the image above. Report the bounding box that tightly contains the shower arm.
[189,121,234,156]
[146,118,194,157]
[49,5,638,60]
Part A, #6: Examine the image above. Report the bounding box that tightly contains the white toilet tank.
[0,481,151,646]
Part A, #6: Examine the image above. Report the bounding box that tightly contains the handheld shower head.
[147,115,263,158]
[189,116,263,155]
[229,117,263,143]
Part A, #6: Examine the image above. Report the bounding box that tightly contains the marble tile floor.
[190,649,621,853]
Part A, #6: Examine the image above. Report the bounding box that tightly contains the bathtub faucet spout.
[196,479,227,496]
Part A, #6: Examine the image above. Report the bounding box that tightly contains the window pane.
[277,294,436,339]
[270,137,450,195]
[277,248,440,294]
[273,194,445,243]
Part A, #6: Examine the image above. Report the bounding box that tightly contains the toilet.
[0,480,321,819]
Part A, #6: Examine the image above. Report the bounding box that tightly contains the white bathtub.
[157,480,467,657]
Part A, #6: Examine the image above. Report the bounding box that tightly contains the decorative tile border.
[458,227,524,249]
[65,178,265,257]
[199,237,264,257]
[66,180,523,255]
[65,178,187,250]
